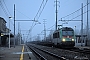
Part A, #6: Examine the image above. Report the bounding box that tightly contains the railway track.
[66,47,90,60]
[27,44,66,60]
[27,43,89,60]
[68,47,90,54]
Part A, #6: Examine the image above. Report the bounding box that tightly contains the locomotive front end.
[61,27,75,47]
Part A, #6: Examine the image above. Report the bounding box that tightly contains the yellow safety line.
[20,45,24,60]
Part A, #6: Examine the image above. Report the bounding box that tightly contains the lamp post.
[75,26,76,35]
[23,34,24,44]
[9,17,11,49]
[74,26,76,44]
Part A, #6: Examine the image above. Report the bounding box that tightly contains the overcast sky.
[0,0,90,41]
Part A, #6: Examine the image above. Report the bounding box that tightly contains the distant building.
[0,17,14,46]
[0,17,7,33]
[0,17,7,45]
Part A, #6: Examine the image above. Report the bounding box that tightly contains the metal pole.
[20,30,21,45]
[43,19,46,41]
[9,18,10,49]
[75,26,76,43]
[14,4,15,48]
[86,0,88,42]
[23,34,24,44]
[81,3,83,46]
[56,0,58,30]
[75,26,76,35]
[18,22,20,45]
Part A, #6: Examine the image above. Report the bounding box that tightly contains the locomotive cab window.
[62,31,74,36]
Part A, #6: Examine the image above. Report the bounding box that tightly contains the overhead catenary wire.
[27,0,45,34]
[13,8,34,35]
[15,9,31,19]
[3,0,12,16]
[0,0,14,26]
[30,0,48,30]
[37,0,48,20]
[34,1,90,41]
[26,0,49,40]
[31,0,48,29]
[47,24,55,30]
[61,2,89,22]
[36,23,55,38]
[71,10,90,20]
[33,0,78,39]
[34,0,44,19]
[0,1,9,18]
[26,0,45,35]
[61,9,90,21]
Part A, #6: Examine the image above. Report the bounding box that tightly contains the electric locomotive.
[52,27,75,47]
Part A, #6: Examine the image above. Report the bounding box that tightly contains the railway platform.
[75,46,90,50]
[0,44,37,60]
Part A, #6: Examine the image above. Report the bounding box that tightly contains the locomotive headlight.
[72,39,74,41]
[62,38,65,42]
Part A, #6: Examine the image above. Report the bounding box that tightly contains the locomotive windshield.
[62,31,74,36]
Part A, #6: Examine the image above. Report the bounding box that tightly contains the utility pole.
[23,34,24,44]
[14,4,15,48]
[18,22,20,45]
[55,0,60,30]
[43,19,46,41]
[13,4,36,46]
[20,29,21,45]
[9,17,10,49]
[86,0,88,41]
[81,3,83,46]
[55,0,58,30]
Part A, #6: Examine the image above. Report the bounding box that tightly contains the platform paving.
[0,44,37,60]
[75,46,90,50]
